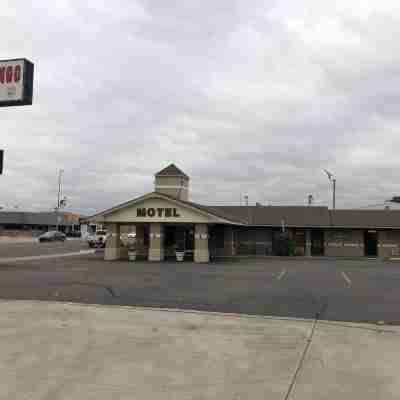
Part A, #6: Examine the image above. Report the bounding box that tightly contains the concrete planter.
[128,251,137,261]
[175,251,185,262]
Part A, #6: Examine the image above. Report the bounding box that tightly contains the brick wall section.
[324,229,364,257]
[378,230,400,257]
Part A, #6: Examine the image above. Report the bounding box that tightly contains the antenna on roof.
[308,194,313,206]
[244,195,249,206]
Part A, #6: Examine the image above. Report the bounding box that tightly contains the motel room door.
[364,230,378,257]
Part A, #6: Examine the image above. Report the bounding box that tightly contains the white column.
[104,223,121,261]
[194,224,209,263]
[149,223,164,261]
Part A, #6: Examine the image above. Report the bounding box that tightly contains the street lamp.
[55,169,66,231]
[324,169,336,211]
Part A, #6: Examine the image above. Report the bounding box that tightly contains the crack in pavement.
[283,302,327,400]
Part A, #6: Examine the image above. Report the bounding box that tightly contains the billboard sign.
[0,58,34,107]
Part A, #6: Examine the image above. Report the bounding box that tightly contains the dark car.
[66,231,81,238]
[38,231,66,242]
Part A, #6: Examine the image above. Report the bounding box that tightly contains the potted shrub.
[127,237,137,261]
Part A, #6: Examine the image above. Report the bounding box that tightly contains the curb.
[213,255,384,262]
[1,299,398,333]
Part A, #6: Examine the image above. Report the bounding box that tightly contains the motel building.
[86,164,400,262]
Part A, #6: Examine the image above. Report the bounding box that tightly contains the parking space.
[0,252,399,324]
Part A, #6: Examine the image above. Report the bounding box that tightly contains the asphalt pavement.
[0,240,399,324]
[0,238,87,258]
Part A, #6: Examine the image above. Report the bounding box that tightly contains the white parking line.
[277,269,287,281]
[341,271,351,286]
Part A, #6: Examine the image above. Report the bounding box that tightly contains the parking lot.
[0,240,399,324]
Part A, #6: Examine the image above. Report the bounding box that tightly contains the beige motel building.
[86,164,400,262]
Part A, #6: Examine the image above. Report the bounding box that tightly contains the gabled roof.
[84,192,246,225]
[83,191,400,229]
[155,164,189,178]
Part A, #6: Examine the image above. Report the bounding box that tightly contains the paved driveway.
[0,238,87,258]
[0,253,399,324]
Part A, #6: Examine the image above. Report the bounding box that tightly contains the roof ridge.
[155,163,189,178]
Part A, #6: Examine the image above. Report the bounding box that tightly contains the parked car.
[66,231,81,238]
[38,231,66,242]
[88,230,129,248]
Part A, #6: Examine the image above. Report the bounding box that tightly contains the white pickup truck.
[87,230,109,248]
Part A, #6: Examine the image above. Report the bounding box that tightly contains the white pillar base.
[148,248,165,262]
[104,246,121,261]
[194,249,209,263]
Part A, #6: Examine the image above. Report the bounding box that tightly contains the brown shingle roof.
[158,194,248,224]
[155,164,189,178]
[205,206,400,228]
[84,187,400,229]
[210,205,331,227]
[330,209,400,228]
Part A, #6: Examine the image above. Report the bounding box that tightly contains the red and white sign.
[0,58,34,106]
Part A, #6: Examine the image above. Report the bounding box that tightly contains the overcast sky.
[2,0,400,214]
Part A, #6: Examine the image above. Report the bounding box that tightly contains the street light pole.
[56,169,64,231]
[324,169,336,211]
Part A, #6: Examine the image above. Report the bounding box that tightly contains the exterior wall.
[305,229,312,256]
[210,226,238,257]
[324,229,364,257]
[292,229,306,256]
[154,175,189,201]
[236,227,273,255]
[378,230,400,257]
[223,227,236,256]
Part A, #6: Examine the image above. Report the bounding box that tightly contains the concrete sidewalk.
[0,301,399,400]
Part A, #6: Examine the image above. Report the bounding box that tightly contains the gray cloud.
[2,0,400,215]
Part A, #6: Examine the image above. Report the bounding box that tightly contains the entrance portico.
[90,191,239,263]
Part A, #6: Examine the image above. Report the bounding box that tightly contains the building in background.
[85,164,400,261]
[0,211,83,238]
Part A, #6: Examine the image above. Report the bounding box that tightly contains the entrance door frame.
[163,223,195,260]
